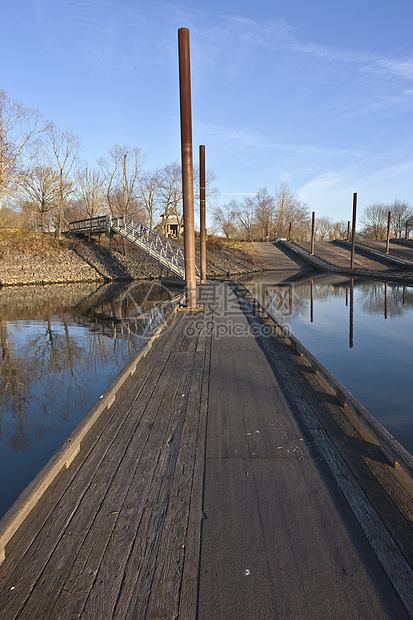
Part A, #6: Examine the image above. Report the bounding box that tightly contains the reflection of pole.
[199,145,207,283]
[347,221,350,241]
[178,28,196,308]
[345,286,348,306]
[385,211,391,254]
[289,222,292,242]
[310,279,314,323]
[403,286,406,304]
[350,193,357,270]
[384,282,388,320]
[349,277,354,349]
[311,212,315,255]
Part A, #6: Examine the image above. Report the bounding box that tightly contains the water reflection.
[242,272,413,455]
[0,281,179,518]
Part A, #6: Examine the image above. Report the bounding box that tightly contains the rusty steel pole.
[310,212,315,255]
[178,27,197,308]
[350,193,357,270]
[199,144,207,283]
[289,222,292,242]
[385,210,391,254]
[347,221,350,241]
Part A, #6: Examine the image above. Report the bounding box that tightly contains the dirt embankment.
[0,233,262,287]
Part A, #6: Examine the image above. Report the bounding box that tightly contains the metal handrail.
[68,215,201,281]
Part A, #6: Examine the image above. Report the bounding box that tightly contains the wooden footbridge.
[68,215,201,281]
[0,282,412,618]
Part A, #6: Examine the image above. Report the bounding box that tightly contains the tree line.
[1,89,411,242]
[0,89,217,238]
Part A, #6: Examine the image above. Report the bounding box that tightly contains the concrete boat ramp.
[0,282,412,619]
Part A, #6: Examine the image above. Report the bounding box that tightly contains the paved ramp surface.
[252,241,310,271]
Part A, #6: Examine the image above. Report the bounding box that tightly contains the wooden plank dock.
[0,282,412,619]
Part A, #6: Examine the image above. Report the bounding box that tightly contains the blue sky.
[2,0,413,223]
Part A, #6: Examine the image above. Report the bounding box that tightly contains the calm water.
[243,272,413,455]
[0,280,179,519]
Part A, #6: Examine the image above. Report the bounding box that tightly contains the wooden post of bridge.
[199,144,207,283]
[350,193,357,270]
[178,27,197,308]
[385,210,391,254]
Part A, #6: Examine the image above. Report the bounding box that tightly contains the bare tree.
[360,203,388,240]
[45,124,82,238]
[0,89,48,211]
[76,166,106,219]
[390,199,413,238]
[18,165,61,232]
[98,144,145,220]
[212,200,239,238]
[237,196,256,241]
[316,216,334,240]
[138,168,162,229]
[255,188,275,241]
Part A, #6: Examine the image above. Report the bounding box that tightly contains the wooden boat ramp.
[0,282,412,619]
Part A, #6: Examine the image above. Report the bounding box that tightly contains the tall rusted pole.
[350,193,357,270]
[347,221,350,241]
[310,212,315,255]
[199,144,207,283]
[385,210,391,254]
[178,27,196,308]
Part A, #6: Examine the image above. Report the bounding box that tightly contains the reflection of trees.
[252,277,413,322]
[0,313,137,453]
[357,283,413,317]
[0,280,176,453]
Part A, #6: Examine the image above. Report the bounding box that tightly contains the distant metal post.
[350,193,357,270]
[310,212,315,255]
[385,210,391,254]
[289,222,292,242]
[199,144,207,283]
[347,221,350,241]
[178,27,196,308]
[406,220,409,240]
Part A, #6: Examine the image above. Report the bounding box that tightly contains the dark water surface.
[243,272,413,456]
[0,280,179,519]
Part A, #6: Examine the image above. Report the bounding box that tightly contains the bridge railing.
[68,214,201,280]
[68,215,108,232]
[109,215,200,280]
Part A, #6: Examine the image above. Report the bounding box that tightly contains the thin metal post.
[385,210,391,254]
[406,220,409,240]
[350,193,357,270]
[310,212,315,255]
[178,28,196,307]
[199,144,207,283]
[347,221,350,241]
[289,222,292,242]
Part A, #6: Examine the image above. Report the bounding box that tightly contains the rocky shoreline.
[0,234,262,287]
